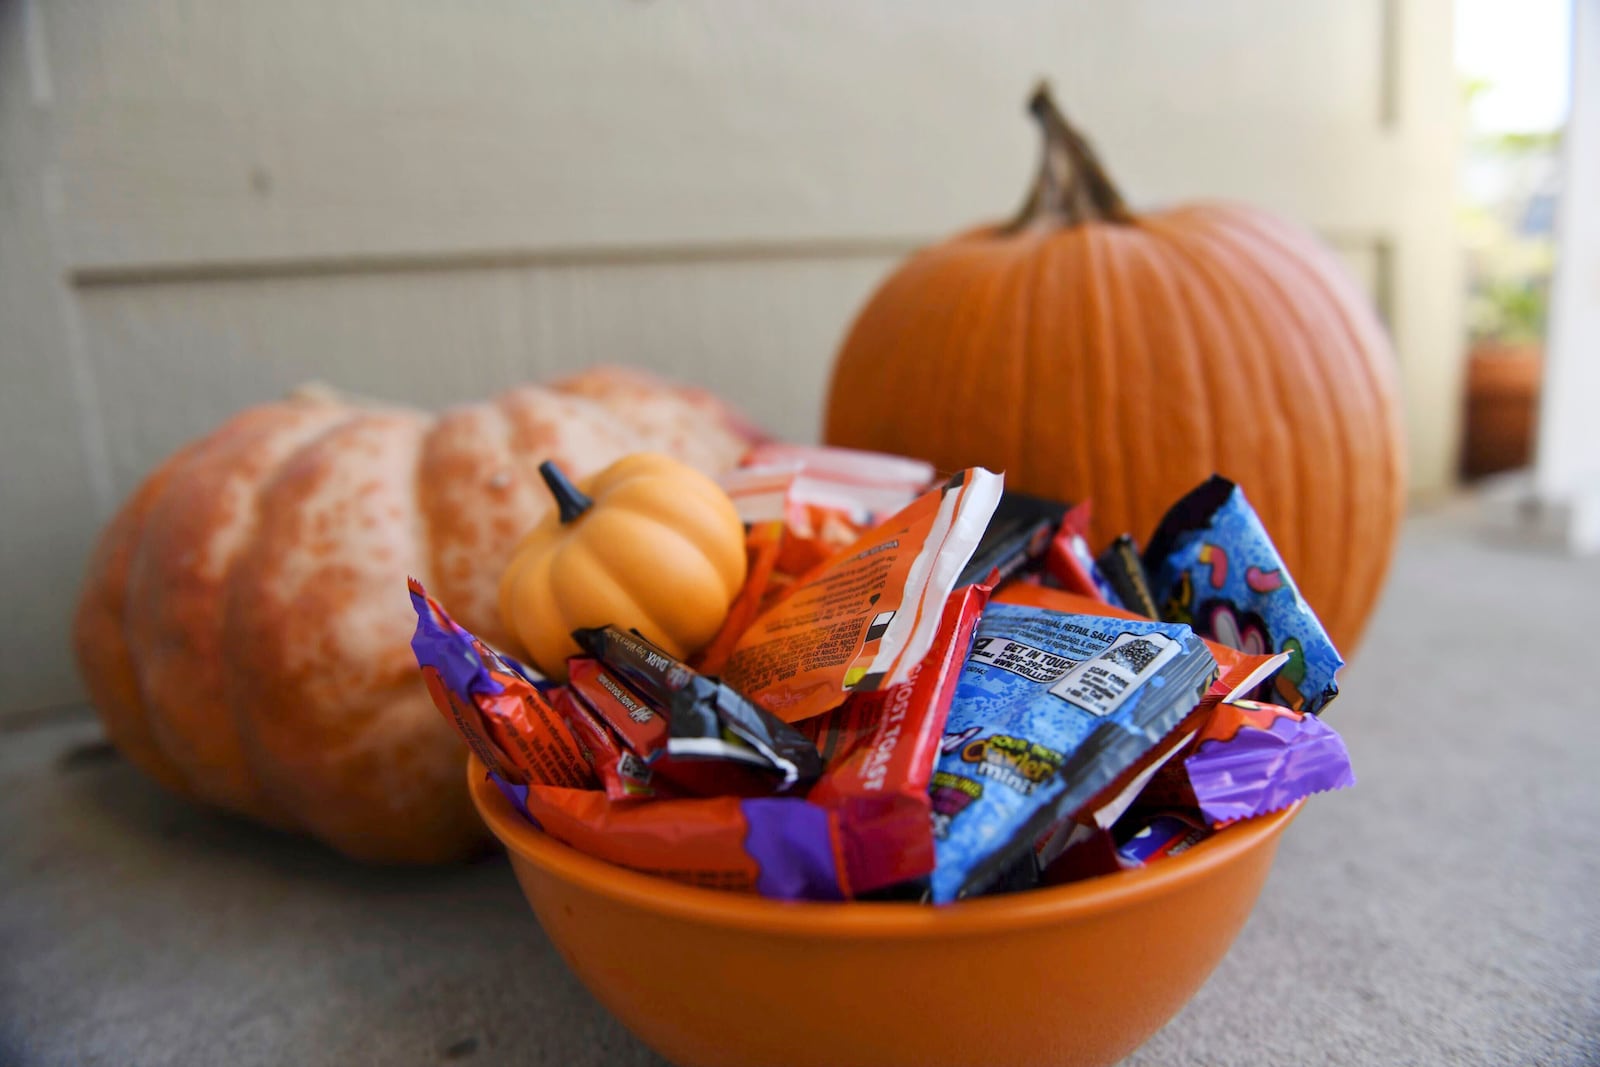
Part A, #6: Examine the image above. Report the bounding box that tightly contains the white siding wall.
[0,0,1460,712]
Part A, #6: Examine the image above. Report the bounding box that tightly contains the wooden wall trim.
[71,231,1391,291]
[70,237,930,290]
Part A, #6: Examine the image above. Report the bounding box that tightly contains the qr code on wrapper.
[1104,637,1162,675]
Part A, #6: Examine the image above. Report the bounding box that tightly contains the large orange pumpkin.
[73,367,761,863]
[825,86,1404,652]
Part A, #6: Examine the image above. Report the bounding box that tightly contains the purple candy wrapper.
[1183,699,1355,826]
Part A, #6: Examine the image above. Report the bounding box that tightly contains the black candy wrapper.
[957,491,1068,588]
[1096,534,1160,619]
[572,626,824,789]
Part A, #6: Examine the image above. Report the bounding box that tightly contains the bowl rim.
[469,754,1301,939]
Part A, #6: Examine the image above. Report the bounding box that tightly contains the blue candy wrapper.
[928,604,1217,902]
[1115,811,1212,866]
[1143,476,1343,713]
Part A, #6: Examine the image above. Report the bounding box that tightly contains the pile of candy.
[411,446,1353,904]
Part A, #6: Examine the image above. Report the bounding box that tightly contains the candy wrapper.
[1183,699,1355,826]
[573,625,823,790]
[1039,811,1213,886]
[1116,811,1213,866]
[1036,824,1122,885]
[723,468,1003,723]
[408,579,596,790]
[409,462,1358,906]
[694,521,787,676]
[722,443,935,528]
[994,583,1290,703]
[956,491,1065,588]
[566,654,795,798]
[502,782,853,898]
[720,443,936,582]
[1143,475,1343,712]
[552,688,663,800]
[801,583,989,897]
[564,656,670,758]
[1096,534,1159,618]
[1043,502,1115,603]
[928,603,1219,902]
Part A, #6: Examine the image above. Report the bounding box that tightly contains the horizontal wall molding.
[68,236,931,290]
[70,229,1390,291]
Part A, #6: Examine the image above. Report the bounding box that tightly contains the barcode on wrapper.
[1049,632,1181,717]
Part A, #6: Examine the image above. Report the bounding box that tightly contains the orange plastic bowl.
[468,756,1300,1067]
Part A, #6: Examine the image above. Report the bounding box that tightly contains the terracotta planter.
[1461,341,1543,480]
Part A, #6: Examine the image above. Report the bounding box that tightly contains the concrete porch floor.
[3,502,1597,1066]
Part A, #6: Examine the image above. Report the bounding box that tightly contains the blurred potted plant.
[1458,114,1559,480]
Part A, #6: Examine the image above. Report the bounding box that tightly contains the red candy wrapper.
[1043,502,1115,603]
[801,583,990,896]
[565,657,669,757]
[552,688,663,800]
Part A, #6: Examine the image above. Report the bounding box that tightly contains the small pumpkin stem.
[538,461,593,524]
[1005,81,1133,232]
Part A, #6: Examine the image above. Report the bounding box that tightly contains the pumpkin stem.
[538,461,593,524]
[1005,81,1133,232]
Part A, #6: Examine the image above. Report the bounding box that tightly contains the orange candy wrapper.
[694,521,786,677]
[722,468,1003,723]
[701,446,942,676]
[410,578,595,791]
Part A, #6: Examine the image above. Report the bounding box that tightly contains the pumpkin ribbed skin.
[825,100,1404,654]
[74,368,760,862]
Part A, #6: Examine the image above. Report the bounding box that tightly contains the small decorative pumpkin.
[499,453,747,681]
[824,85,1405,653]
[73,367,761,863]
